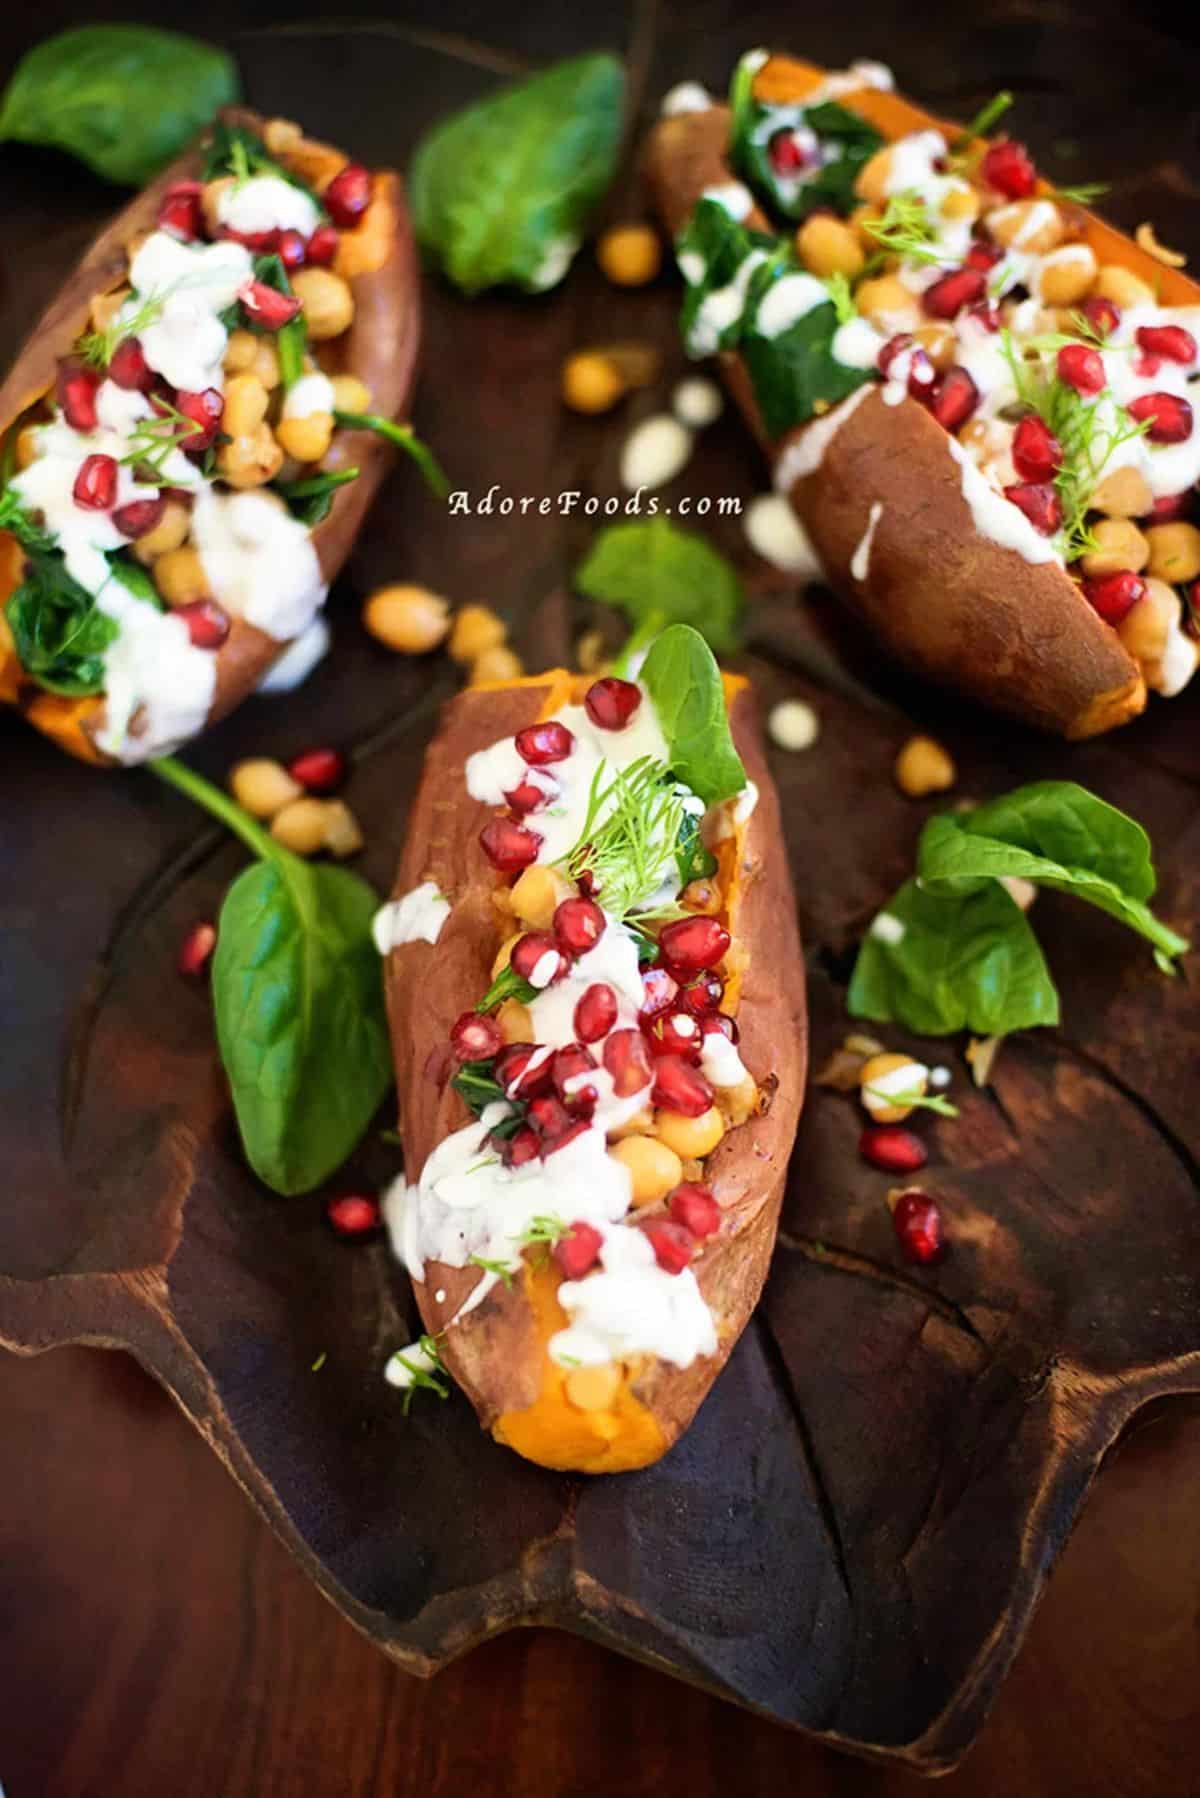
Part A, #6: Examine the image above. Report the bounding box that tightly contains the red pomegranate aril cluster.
[927,366,980,433]
[768,129,812,174]
[1135,324,1196,365]
[324,163,372,227]
[644,1008,702,1061]
[504,776,552,815]
[639,965,678,1019]
[480,817,542,871]
[501,1126,541,1169]
[1127,392,1193,444]
[57,359,101,432]
[112,494,165,538]
[575,982,618,1043]
[922,267,986,321]
[306,223,340,266]
[515,720,574,764]
[552,1043,598,1111]
[1083,570,1145,625]
[651,1055,712,1118]
[859,1126,928,1174]
[277,230,308,271]
[1080,295,1120,339]
[641,1218,693,1274]
[701,1011,738,1046]
[238,280,303,331]
[981,138,1037,199]
[878,333,936,398]
[1012,414,1063,482]
[177,920,217,977]
[158,181,204,240]
[108,337,155,393]
[72,454,118,511]
[584,677,641,730]
[658,915,729,978]
[1057,343,1105,395]
[603,1028,652,1096]
[1149,491,1192,523]
[495,1043,553,1100]
[288,746,346,792]
[965,240,1004,272]
[173,387,224,450]
[678,971,723,1015]
[669,1182,721,1238]
[554,896,604,956]
[1004,481,1063,535]
[325,1192,382,1240]
[527,1093,572,1140]
[511,932,566,986]
[176,600,231,649]
[449,1012,503,1064]
[553,1220,603,1279]
[891,1189,945,1265]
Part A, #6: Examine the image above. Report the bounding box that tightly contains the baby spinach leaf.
[677,198,780,355]
[476,964,536,1012]
[410,52,624,296]
[275,467,361,527]
[0,26,239,186]
[675,810,717,888]
[575,516,743,652]
[202,119,316,202]
[741,297,873,438]
[451,1060,511,1120]
[5,548,118,697]
[639,623,746,806]
[728,49,882,223]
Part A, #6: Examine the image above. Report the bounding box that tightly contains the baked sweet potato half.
[0,106,420,764]
[646,55,1200,737]
[381,645,806,1472]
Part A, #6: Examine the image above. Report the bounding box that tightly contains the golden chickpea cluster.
[229,758,363,859]
[362,586,523,686]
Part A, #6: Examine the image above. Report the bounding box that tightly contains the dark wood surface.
[3,3,1200,1793]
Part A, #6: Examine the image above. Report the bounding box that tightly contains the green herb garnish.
[332,411,449,498]
[950,90,1013,154]
[78,291,165,370]
[392,1333,450,1415]
[640,623,747,806]
[864,1084,960,1119]
[823,271,858,324]
[1052,182,1109,206]
[727,50,883,222]
[118,398,205,486]
[561,756,688,920]
[275,466,361,526]
[468,1254,516,1288]
[476,964,537,1013]
[861,189,942,266]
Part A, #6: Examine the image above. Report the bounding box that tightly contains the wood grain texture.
[1,0,1199,1787]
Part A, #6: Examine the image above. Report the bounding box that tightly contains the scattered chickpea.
[1144,521,1200,585]
[510,864,572,930]
[223,330,260,374]
[1093,262,1156,309]
[277,411,336,463]
[153,546,210,605]
[1117,578,1179,666]
[854,273,920,333]
[653,1106,725,1161]
[222,372,271,437]
[563,1364,621,1412]
[14,425,40,470]
[470,646,524,684]
[914,322,957,371]
[716,1074,759,1128]
[1079,517,1150,579]
[363,584,451,654]
[859,1051,928,1123]
[608,1107,653,1141]
[448,603,506,665]
[133,497,191,564]
[854,145,896,206]
[218,423,284,489]
[1089,465,1153,519]
[987,200,1065,255]
[894,734,956,799]
[496,999,534,1044]
[562,351,625,415]
[330,374,371,414]
[263,117,303,157]
[848,201,882,247]
[939,184,980,222]
[322,799,364,859]
[1037,245,1098,307]
[201,177,233,235]
[796,213,864,279]
[291,267,355,340]
[596,224,662,287]
[610,1135,684,1208]
[231,758,303,819]
[271,796,332,856]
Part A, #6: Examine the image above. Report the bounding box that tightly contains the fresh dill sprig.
[118,400,204,486]
[392,1332,450,1416]
[514,1214,569,1246]
[1053,181,1109,206]
[861,190,942,267]
[864,1085,960,1119]
[824,271,858,324]
[560,755,689,920]
[468,1253,516,1287]
[950,90,1014,154]
[78,292,164,371]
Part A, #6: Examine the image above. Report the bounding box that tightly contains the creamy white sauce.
[661,80,713,116]
[373,882,450,954]
[551,1222,717,1369]
[702,182,754,221]
[1152,619,1200,696]
[385,1339,440,1390]
[216,174,320,240]
[755,271,830,340]
[870,911,906,945]
[687,250,767,355]
[700,1031,750,1089]
[282,372,335,420]
[257,616,331,692]
[947,436,1060,565]
[124,232,253,393]
[767,697,819,750]
[92,571,217,761]
[677,249,706,287]
[850,501,884,581]
[672,376,724,429]
[192,488,326,640]
[530,234,579,292]
[774,383,873,490]
[862,1058,928,1117]
[745,493,824,578]
[620,414,693,491]
[832,315,885,370]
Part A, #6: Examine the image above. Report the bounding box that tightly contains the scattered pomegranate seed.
[306,223,340,266]
[325,1192,382,1239]
[1011,414,1064,482]
[1135,324,1196,365]
[602,1028,652,1096]
[701,1011,738,1046]
[1134,352,1162,380]
[639,965,679,1018]
[219,224,280,253]
[1148,491,1193,523]
[56,359,101,432]
[651,1055,713,1117]
[875,333,935,398]
[669,1182,721,1238]
[511,932,566,986]
[551,1043,599,1111]
[553,1220,603,1279]
[157,181,204,240]
[239,280,302,330]
[768,129,811,174]
[1127,391,1193,444]
[177,920,216,977]
[891,1188,945,1265]
[545,1118,592,1155]
[501,1126,542,1169]
[504,775,553,814]
[643,1009,702,1061]
[1004,481,1063,535]
[877,332,913,376]
[966,301,1001,333]
[111,494,165,538]
[575,982,618,1043]
[658,915,730,978]
[922,267,986,320]
[288,746,346,793]
[965,240,1004,271]
[1056,343,1105,395]
[480,817,542,871]
[1082,570,1146,626]
[449,1012,503,1063]
[324,163,373,227]
[515,720,574,765]
[173,388,224,450]
[926,365,980,433]
[1080,295,1121,339]
[859,1126,928,1174]
[678,972,724,1015]
[554,896,605,957]
[981,139,1037,199]
[108,337,155,393]
[640,1218,693,1274]
[175,600,231,649]
[73,454,118,510]
[494,1042,553,1100]
[277,229,308,271]
[527,1093,572,1140]
[584,677,641,730]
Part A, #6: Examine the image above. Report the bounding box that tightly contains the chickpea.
[491,934,522,980]
[1116,576,1178,667]
[471,646,524,684]
[201,176,234,236]
[576,627,606,673]
[231,758,302,819]
[1037,244,1098,308]
[250,339,281,390]
[363,583,451,655]
[563,1365,621,1412]
[716,1074,759,1128]
[1090,465,1153,519]
[510,864,572,930]
[330,374,371,414]
[449,603,506,665]
[496,999,533,1044]
[596,224,662,287]
[894,734,956,799]
[940,183,980,222]
[223,329,260,374]
[277,411,336,463]
[562,352,625,415]
[796,213,864,279]
[90,287,129,334]
[291,267,355,340]
[854,144,896,206]
[653,1106,725,1161]
[1144,521,1200,585]
[1080,516,1151,578]
[859,1051,928,1123]
[986,199,1065,255]
[271,796,331,856]
[608,1107,653,1141]
[132,497,191,564]
[848,202,882,248]
[610,1135,684,1208]
[854,273,920,333]
[218,422,284,489]
[1093,263,1156,309]
[322,799,364,859]
[914,322,957,371]
[153,546,210,605]
[14,425,40,470]
[264,117,303,157]
[222,373,271,437]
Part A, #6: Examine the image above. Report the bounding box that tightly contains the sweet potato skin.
[0,109,421,761]
[383,676,807,1469]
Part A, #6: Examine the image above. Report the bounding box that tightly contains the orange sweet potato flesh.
[0,108,421,764]
[639,59,1200,738]
[383,673,807,1473]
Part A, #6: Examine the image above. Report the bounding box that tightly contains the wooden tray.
[2,11,1199,1775]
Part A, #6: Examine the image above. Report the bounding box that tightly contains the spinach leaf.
[410,52,624,296]
[677,199,780,356]
[0,26,239,186]
[742,297,874,438]
[275,467,360,527]
[675,810,717,888]
[639,624,746,806]
[575,516,743,652]
[201,119,317,203]
[728,50,882,223]
[476,964,537,1012]
[5,548,118,697]
[451,1061,523,1131]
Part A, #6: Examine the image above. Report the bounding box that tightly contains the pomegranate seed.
[1134,353,1162,381]
[1057,343,1105,395]
[325,1192,382,1239]
[1127,391,1193,444]
[651,1055,713,1117]
[527,1093,572,1140]
[981,139,1037,199]
[157,181,204,240]
[602,1028,652,1096]
[108,337,154,393]
[658,916,730,978]
[640,1219,693,1274]
[1012,414,1063,482]
[965,240,1004,271]
[515,720,574,765]
[553,1220,603,1279]
[112,494,165,538]
[480,817,542,871]
[584,677,641,730]
[504,776,553,814]
[173,388,224,450]
[768,129,811,174]
[876,333,934,398]
[679,972,724,1015]
[1135,324,1196,365]
[554,896,605,957]
[501,1126,541,1169]
[494,1043,553,1100]
[1148,491,1193,523]
[239,280,302,331]
[922,267,986,320]
[1080,295,1121,339]
[966,301,1001,333]
[575,982,618,1043]
[859,1126,928,1174]
[643,1009,702,1061]
[277,229,308,271]
[511,932,566,986]
[177,920,216,977]
[545,1119,592,1155]
[288,746,346,792]
[669,1182,721,1238]
[449,1012,503,1063]
[324,162,372,227]
[552,1044,599,1114]
[1004,481,1063,535]
[73,454,118,510]
[219,225,280,253]
[306,223,340,266]
[877,332,914,376]
[892,1189,945,1265]
[701,1011,739,1046]
[175,600,230,649]
[57,359,101,432]
[1082,570,1146,626]
[639,966,678,1018]
[927,365,980,433]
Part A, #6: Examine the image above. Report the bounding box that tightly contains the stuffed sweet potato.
[381,634,806,1472]
[646,54,1200,737]
[0,107,420,764]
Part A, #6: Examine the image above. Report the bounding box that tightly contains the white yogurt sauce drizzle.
[373,883,451,954]
[215,174,321,241]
